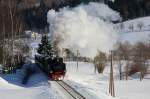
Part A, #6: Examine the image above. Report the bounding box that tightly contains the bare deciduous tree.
[137,22,144,31]
[130,42,149,81]
[129,24,134,32]
[94,51,107,73]
[115,42,131,80]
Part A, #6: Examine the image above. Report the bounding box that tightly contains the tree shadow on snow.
[1,63,49,88]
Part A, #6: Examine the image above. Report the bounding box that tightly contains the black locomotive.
[35,55,66,80]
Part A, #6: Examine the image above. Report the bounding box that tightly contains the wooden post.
[109,50,115,97]
[119,57,122,80]
[125,61,129,80]
[140,50,144,81]
[77,50,79,70]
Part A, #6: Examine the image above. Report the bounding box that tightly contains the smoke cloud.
[47,2,121,58]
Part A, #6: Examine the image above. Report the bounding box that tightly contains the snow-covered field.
[62,16,150,99]
[0,65,64,99]
[119,31,150,44]
[64,62,150,99]
[0,62,150,99]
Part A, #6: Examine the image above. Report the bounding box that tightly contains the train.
[35,55,66,80]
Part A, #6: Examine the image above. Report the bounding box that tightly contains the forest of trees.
[1,0,149,35]
[0,0,30,74]
[0,0,102,34]
[106,0,150,20]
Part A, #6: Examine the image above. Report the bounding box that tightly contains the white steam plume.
[47,2,121,58]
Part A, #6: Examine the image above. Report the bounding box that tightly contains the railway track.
[55,81,86,99]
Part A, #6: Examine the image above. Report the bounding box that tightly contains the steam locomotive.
[35,55,66,80]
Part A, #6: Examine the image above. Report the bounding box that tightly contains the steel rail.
[56,81,86,99]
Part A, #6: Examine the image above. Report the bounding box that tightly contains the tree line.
[93,41,150,81]
[105,0,150,21]
[0,0,101,34]
[1,0,149,35]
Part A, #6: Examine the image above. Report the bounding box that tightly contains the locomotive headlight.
[50,71,53,73]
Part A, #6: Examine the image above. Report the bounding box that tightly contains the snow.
[64,62,150,99]
[0,61,149,99]
[0,77,21,89]
[122,17,150,32]
[1,5,150,99]
[119,31,150,44]
[115,79,150,99]
[114,17,150,99]
[50,81,73,99]
[64,62,114,99]
[0,64,64,99]
[116,16,150,44]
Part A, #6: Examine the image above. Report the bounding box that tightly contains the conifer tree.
[37,34,53,57]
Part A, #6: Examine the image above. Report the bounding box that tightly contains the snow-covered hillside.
[119,31,150,44]
[117,16,150,44]
[119,17,150,32]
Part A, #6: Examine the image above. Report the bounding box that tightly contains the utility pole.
[140,50,144,81]
[109,50,115,97]
[125,61,129,80]
[119,55,122,80]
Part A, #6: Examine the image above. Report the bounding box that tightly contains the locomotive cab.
[35,54,66,80]
[48,57,66,80]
